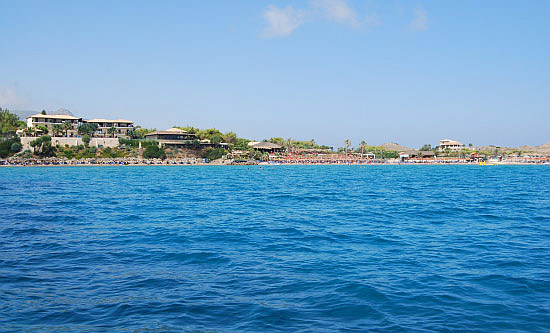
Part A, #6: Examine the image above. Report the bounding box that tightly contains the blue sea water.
[1,165,549,332]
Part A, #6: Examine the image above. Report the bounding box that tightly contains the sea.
[1,165,549,332]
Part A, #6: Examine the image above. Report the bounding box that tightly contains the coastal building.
[248,141,284,153]
[399,150,435,160]
[85,119,134,138]
[26,114,83,137]
[145,128,197,147]
[145,128,229,149]
[439,139,465,152]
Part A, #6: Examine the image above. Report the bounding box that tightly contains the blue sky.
[1,0,548,148]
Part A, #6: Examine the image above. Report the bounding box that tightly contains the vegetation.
[99,147,126,158]
[52,123,63,137]
[0,137,22,158]
[268,137,330,150]
[0,108,26,137]
[201,147,226,161]
[142,144,166,159]
[127,126,155,139]
[30,135,56,157]
[82,134,91,147]
[78,123,99,136]
[419,144,432,151]
[107,126,117,138]
[62,121,72,136]
[57,145,98,159]
[36,125,49,135]
[118,138,159,149]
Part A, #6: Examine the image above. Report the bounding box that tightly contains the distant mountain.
[53,108,75,116]
[11,108,75,120]
[11,110,36,120]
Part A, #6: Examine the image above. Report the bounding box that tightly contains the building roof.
[440,139,463,145]
[87,118,134,124]
[27,114,81,120]
[250,142,283,149]
[145,128,192,136]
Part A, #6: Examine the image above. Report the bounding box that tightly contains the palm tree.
[360,140,366,159]
[310,139,315,149]
[286,138,292,154]
[62,121,72,137]
[52,124,63,137]
[108,126,117,138]
[344,139,351,156]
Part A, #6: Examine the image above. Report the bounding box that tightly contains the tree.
[0,108,25,137]
[62,121,73,137]
[419,144,431,151]
[286,138,292,153]
[41,109,46,115]
[143,145,166,159]
[223,132,237,144]
[310,139,316,149]
[78,123,98,136]
[127,126,155,139]
[344,139,351,155]
[360,140,366,158]
[0,137,22,158]
[52,124,63,137]
[210,133,223,144]
[108,126,117,138]
[10,142,22,153]
[30,135,56,156]
[36,125,49,135]
[82,134,91,147]
[201,147,225,160]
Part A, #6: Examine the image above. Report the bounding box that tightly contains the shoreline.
[2,160,548,167]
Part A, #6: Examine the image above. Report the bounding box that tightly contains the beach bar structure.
[85,119,134,138]
[248,141,284,153]
[26,114,83,137]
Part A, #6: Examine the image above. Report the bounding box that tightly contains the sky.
[1,0,548,148]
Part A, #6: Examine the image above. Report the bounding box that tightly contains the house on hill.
[85,118,134,138]
[439,139,465,152]
[26,114,82,137]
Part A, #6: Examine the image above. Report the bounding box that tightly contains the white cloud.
[261,1,380,38]
[410,7,428,31]
[262,5,307,38]
[311,0,360,27]
[0,86,25,109]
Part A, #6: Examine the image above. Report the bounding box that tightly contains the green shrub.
[143,145,166,159]
[0,138,22,158]
[201,147,226,160]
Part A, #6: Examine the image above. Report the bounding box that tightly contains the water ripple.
[0,165,549,332]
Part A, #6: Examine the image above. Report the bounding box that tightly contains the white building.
[85,118,134,138]
[26,114,83,137]
[439,139,465,152]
